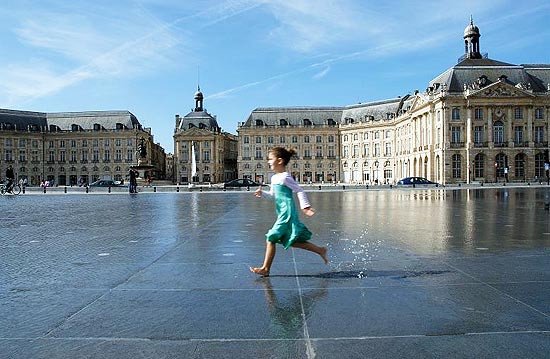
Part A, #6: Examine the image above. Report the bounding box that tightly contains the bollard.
[481,182,484,187]
[528,182,531,186]
[200,187,203,192]
[413,183,416,188]
[154,186,157,193]
[342,185,346,190]
[390,184,393,189]
[108,186,111,193]
[247,186,250,191]
[176,186,179,192]
[86,186,89,193]
[22,186,25,194]
[43,186,46,194]
[319,185,321,190]
[223,187,226,192]
[64,186,67,193]
[366,185,369,189]
[503,182,506,186]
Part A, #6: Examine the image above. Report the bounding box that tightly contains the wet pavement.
[1,187,549,358]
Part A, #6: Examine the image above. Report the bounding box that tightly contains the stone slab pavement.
[1,188,549,358]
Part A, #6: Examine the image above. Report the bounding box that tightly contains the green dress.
[266,184,312,249]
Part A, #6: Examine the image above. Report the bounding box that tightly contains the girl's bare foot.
[250,266,270,277]
[319,247,329,264]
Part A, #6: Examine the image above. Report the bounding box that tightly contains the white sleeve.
[282,174,311,209]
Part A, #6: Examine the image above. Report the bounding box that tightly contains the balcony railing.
[473,142,488,148]
[450,142,464,148]
[493,142,508,148]
[534,141,548,148]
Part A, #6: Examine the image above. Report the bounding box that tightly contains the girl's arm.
[282,174,311,209]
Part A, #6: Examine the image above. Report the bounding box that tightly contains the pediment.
[176,126,213,137]
[407,95,429,112]
[467,81,535,98]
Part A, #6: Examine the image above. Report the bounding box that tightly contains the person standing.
[5,165,15,192]
[129,168,138,193]
[250,147,328,277]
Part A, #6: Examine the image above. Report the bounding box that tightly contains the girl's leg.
[292,242,328,264]
[250,241,276,276]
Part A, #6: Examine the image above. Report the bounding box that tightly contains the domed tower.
[464,16,481,59]
[194,86,204,112]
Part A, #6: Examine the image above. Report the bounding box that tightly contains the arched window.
[493,121,504,144]
[452,154,461,178]
[495,153,507,178]
[280,119,288,127]
[474,153,485,178]
[103,166,110,171]
[535,152,545,178]
[327,119,336,126]
[515,153,526,179]
[303,119,312,126]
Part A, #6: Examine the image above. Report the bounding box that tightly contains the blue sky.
[1,0,549,151]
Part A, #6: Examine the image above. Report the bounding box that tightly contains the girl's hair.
[269,147,296,166]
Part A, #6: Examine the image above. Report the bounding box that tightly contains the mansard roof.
[0,108,47,130]
[342,97,410,123]
[0,109,142,131]
[178,109,220,132]
[47,110,141,130]
[243,106,344,127]
[428,57,550,94]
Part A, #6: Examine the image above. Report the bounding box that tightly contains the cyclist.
[5,164,15,193]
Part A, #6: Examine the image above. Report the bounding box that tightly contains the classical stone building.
[0,109,165,186]
[237,107,342,183]
[239,19,550,185]
[173,88,238,184]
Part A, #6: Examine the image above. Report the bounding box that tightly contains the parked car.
[223,178,266,189]
[89,179,122,187]
[396,177,439,186]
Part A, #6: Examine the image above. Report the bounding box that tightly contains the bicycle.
[0,182,21,195]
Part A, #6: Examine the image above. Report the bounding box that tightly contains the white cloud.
[312,65,330,80]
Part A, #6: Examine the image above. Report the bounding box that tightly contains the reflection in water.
[258,277,327,340]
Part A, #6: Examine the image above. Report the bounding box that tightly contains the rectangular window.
[82,150,88,162]
[474,108,483,120]
[474,126,484,143]
[279,136,285,143]
[316,146,322,157]
[535,108,544,120]
[115,149,122,161]
[115,139,121,146]
[514,126,524,144]
[255,147,262,159]
[385,142,392,156]
[255,136,261,144]
[514,107,523,119]
[316,135,322,143]
[374,143,380,156]
[328,146,335,158]
[59,140,65,148]
[452,108,460,120]
[203,150,210,162]
[364,144,369,157]
[18,139,26,148]
[71,151,77,162]
[82,140,88,147]
[5,149,13,161]
[104,150,110,161]
[19,150,26,162]
[71,140,77,148]
[243,136,249,144]
[104,139,110,147]
[59,151,66,162]
[267,136,273,144]
[535,126,544,143]
[451,126,461,143]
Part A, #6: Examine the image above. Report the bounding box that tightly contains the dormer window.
[199,123,206,129]
[71,124,81,132]
[115,123,125,130]
[327,119,336,126]
[49,124,60,132]
[188,123,196,129]
[279,119,288,127]
[255,119,264,127]
[93,123,102,131]
[303,119,312,126]
[498,75,508,82]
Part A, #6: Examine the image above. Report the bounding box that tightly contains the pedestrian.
[129,168,138,193]
[5,165,15,192]
[250,147,328,277]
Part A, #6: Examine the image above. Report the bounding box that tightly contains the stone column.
[527,107,533,145]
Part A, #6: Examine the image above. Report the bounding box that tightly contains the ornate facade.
[0,109,166,186]
[239,20,550,185]
[237,107,341,183]
[173,88,238,184]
